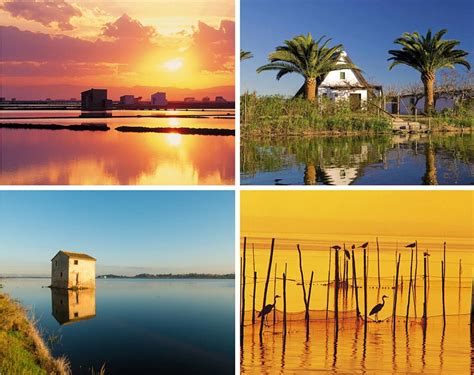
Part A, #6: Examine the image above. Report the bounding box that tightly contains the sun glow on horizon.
[163,58,183,71]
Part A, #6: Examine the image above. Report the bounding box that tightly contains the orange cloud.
[0,0,81,31]
[101,13,156,42]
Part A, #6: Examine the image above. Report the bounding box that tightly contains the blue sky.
[241,0,474,95]
[0,191,235,276]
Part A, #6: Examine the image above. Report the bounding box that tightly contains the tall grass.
[0,293,70,374]
[241,94,391,135]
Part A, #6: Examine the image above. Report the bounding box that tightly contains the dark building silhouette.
[81,89,111,111]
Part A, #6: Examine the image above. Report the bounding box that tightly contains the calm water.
[2,278,235,374]
[240,235,472,373]
[241,133,473,185]
[0,110,235,185]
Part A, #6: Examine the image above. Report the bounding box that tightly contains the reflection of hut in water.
[52,288,96,325]
[51,250,96,290]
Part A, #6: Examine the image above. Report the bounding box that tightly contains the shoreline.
[0,293,69,374]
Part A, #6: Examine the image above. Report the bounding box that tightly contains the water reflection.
[241,133,473,185]
[0,128,234,184]
[51,288,96,325]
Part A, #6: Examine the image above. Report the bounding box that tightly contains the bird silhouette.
[369,295,389,322]
[359,242,369,249]
[258,295,280,326]
[405,242,416,248]
[351,244,355,250]
[331,245,341,251]
[344,249,351,260]
[423,251,430,257]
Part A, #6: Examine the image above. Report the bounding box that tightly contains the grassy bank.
[241,94,473,135]
[0,293,70,375]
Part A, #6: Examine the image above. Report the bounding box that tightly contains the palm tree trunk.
[422,73,435,114]
[305,78,317,102]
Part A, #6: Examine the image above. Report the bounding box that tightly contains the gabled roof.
[342,53,370,87]
[52,250,96,262]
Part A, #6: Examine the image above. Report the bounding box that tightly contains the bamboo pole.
[241,237,246,339]
[364,247,368,324]
[392,253,401,331]
[423,255,427,324]
[335,247,340,323]
[441,261,446,327]
[413,241,418,318]
[297,244,309,322]
[406,249,414,328]
[259,238,275,341]
[326,246,332,319]
[273,263,278,325]
[252,243,256,324]
[352,249,360,318]
[376,237,381,289]
[306,271,314,338]
[283,267,287,337]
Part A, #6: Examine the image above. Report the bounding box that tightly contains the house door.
[350,93,362,110]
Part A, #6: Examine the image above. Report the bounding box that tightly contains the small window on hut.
[74,260,78,265]
[60,272,63,278]
[55,260,57,266]
[340,72,346,80]
[74,312,79,318]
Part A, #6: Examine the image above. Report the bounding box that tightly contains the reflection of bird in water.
[258,295,280,326]
[369,295,388,322]
[331,245,341,251]
[359,242,369,249]
[405,242,416,248]
[344,249,351,260]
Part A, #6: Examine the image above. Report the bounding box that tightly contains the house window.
[74,260,78,265]
[55,261,57,266]
[74,312,79,318]
[340,72,346,80]
[410,97,415,105]
[60,272,63,278]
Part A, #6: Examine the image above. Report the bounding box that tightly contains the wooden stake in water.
[376,237,381,289]
[335,247,340,324]
[326,246,332,319]
[241,237,246,340]
[364,247,368,325]
[392,253,401,332]
[297,245,309,323]
[283,269,287,337]
[352,248,360,318]
[259,238,275,341]
[252,243,256,324]
[273,263,278,325]
[423,255,428,324]
[306,270,314,339]
[441,261,446,327]
[459,259,462,290]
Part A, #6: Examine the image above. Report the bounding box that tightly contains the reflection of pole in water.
[441,260,446,327]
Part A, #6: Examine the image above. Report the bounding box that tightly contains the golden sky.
[241,190,473,240]
[0,0,234,99]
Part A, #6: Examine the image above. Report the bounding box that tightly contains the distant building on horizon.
[215,96,226,102]
[51,250,96,290]
[0,97,5,102]
[202,96,210,102]
[81,89,111,111]
[120,95,135,105]
[184,97,196,102]
[151,92,167,106]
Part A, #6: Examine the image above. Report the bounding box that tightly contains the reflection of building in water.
[52,288,96,325]
[51,250,96,289]
[319,145,369,185]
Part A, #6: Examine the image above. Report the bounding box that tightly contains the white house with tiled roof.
[319,52,382,109]
[51,250,96,290]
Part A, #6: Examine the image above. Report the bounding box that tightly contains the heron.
[405,242,416,248]
[359,242,369,249]
[369,295,389,322]
[258,295,280,326]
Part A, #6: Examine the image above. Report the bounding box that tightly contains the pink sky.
[0,0,235,100]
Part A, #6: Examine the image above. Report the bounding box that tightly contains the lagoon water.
[241,133,473,185]
[2,278,235,374]
[0,110,235,185]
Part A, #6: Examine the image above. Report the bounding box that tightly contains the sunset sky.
[0,0,235,100]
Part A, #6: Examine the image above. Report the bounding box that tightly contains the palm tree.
[257,33,358,103]
[240,49,253,61]
[388,29,470,114]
